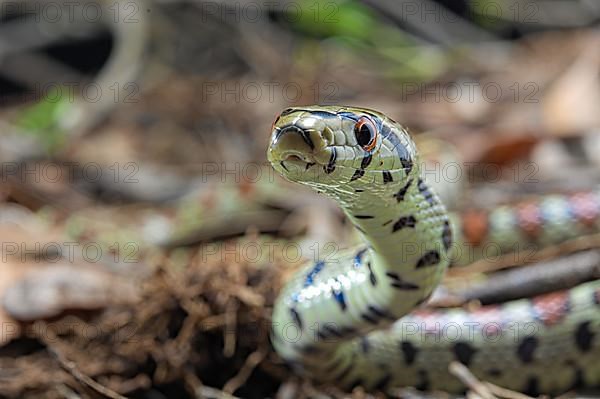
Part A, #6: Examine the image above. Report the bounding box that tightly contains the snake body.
[267,105,600,395]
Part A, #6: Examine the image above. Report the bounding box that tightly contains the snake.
[266,105,600,395]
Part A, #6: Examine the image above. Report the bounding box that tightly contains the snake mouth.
[268,124,328,174]
[279,152,317,172]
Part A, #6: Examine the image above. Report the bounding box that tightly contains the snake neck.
[271,162,454,372]
[319,164,452,284]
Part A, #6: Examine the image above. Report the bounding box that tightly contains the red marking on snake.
[461,210,489,247]
[517,202,543,239]
[570,191,600,227]
[531,291,570,326]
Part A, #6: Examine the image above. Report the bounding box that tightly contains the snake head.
[267,107,333,181]
[267,106,417,188]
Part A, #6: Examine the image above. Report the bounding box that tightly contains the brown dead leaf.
[543,35,600,136]
[3,264,141,321]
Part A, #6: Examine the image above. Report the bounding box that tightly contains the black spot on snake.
[354,215,374,219]
[321,324,343,339]
[324,147,337,174]
[441,220,452,251]
[350,153,373,181]
[355,189,364,192]
[361,337,370,353]
[393,178,413,202]
[361,153,373,169]
[279,161,289,172]
[415,369,430,391]
[367,262,377,286]
[575,321,594,352]
[350,169,365,181]
[400,341,418,365]
[523,376,540,397]
[382,170,393,183]
[382,219,393,226]
[373,373,392,391]
[487,368,502,377]
[400,156,413,174]
[417,178,436,206]
[361,306,395,325]
[453,342,477,366]
[290,307,303,330]
[415,250,441,268]
[385,272,420,290]
[392,215,417,232]
[517,336,538,363]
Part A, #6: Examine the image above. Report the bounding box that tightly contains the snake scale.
[267,105,600,395]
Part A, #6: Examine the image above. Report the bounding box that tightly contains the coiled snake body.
[267,106,600,394]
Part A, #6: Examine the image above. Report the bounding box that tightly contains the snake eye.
[354,116,377,152]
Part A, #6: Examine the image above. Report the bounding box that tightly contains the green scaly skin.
[267,105,600,394]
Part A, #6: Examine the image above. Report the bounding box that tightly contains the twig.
[185,369,240,399]
[449,362,497,399]
[222,348,267,394]
[196,385,241,399]
[450,232,600,276]
[56,384,83,399]
[223,300,238,357]
[485,382,537,399]
[35,323,128,399]
[439,249,600,306]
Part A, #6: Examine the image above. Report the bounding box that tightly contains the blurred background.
[1,0,600,398]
